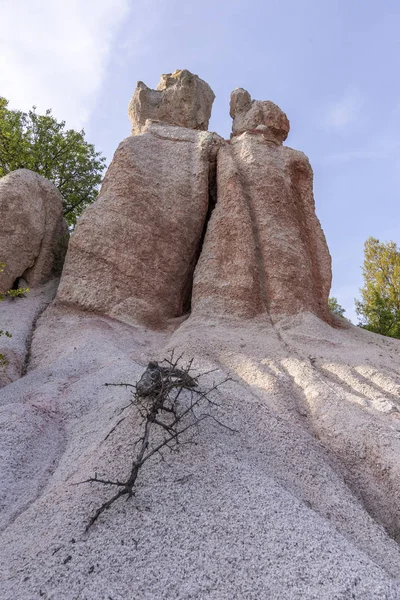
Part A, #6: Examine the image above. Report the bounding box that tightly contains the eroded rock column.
[57,71,219,327]
[192,89,332,322]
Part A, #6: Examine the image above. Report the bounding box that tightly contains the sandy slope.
[0,295,399,599]
[0,279,58,387]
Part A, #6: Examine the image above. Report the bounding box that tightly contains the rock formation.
[230,87,290,140]
[57,73,220,327]
[57,122,220,327]
[128,69,215,134]
[0,169,68,292]
[192,89,332,321]
[58,78,331,326]
[1,72,400,600]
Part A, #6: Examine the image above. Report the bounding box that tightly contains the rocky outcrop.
[1,73,400,600]
[0,280,58,387]
[60,79,331,327]
[128,69,215,135]
[191,145,263,318]
[57,122,221,327]
[192,91,332,322]
[0,169,68,293]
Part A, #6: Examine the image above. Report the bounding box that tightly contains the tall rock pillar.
[192,89,332,322]
[57,70,219,327]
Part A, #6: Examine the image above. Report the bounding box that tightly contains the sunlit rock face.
[229,87,290,141]
[128,69,215,135]
[192,89,332,322]
[57,121,221,328]
[59,78,332,327]
[58,71,220,328]
[0,169,68,293]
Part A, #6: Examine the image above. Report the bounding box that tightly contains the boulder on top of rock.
[192,91,332,322]
[128,69,215,135]
[0,169,69,293]
[230,87,290,142]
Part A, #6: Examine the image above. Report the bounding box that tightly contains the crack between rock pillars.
[181,148,218,315]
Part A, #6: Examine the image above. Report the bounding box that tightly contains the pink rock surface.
[57,122,221,327]
[128,69,215,135]
[1,75,399,600]
[193,92,332,322]
[0,169,68,292]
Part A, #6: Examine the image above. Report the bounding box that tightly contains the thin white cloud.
[324,88,361,131]
[0,0,129,129]
[324,137,400,163]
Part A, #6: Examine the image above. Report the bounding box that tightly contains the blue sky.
[2,0,400,322]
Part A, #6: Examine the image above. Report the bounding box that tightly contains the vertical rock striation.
[58,76,331,327]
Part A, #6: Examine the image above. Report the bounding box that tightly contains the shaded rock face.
[0,169,68,293]
[57,122,221,327]
[128,69,215,135]
[192,91,332,322]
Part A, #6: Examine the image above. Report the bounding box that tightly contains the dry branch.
[80,353,233,531]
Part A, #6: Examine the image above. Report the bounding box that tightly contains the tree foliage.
[0,97,106,227]
[355,237,400,338]
[328,297,346,318]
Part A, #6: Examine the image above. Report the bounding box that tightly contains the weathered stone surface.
[0,304,400,599]
[0,169,68,292]
[192,92,332,322]
[0,280,58,388]
[191,144,262,319]
[230,87,290,141]
[128,69,215,135]
[57,122,221,327]
[1,77,400,600]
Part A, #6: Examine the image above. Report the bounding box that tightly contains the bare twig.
[80,354,234,531]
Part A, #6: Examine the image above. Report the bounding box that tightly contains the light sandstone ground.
[0,279,58,387]
[0,300,399,599]
[0,169,68,293]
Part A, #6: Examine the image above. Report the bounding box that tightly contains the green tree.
[328,297,346,318]
[355,237,400,338]
[0,97,106,227]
